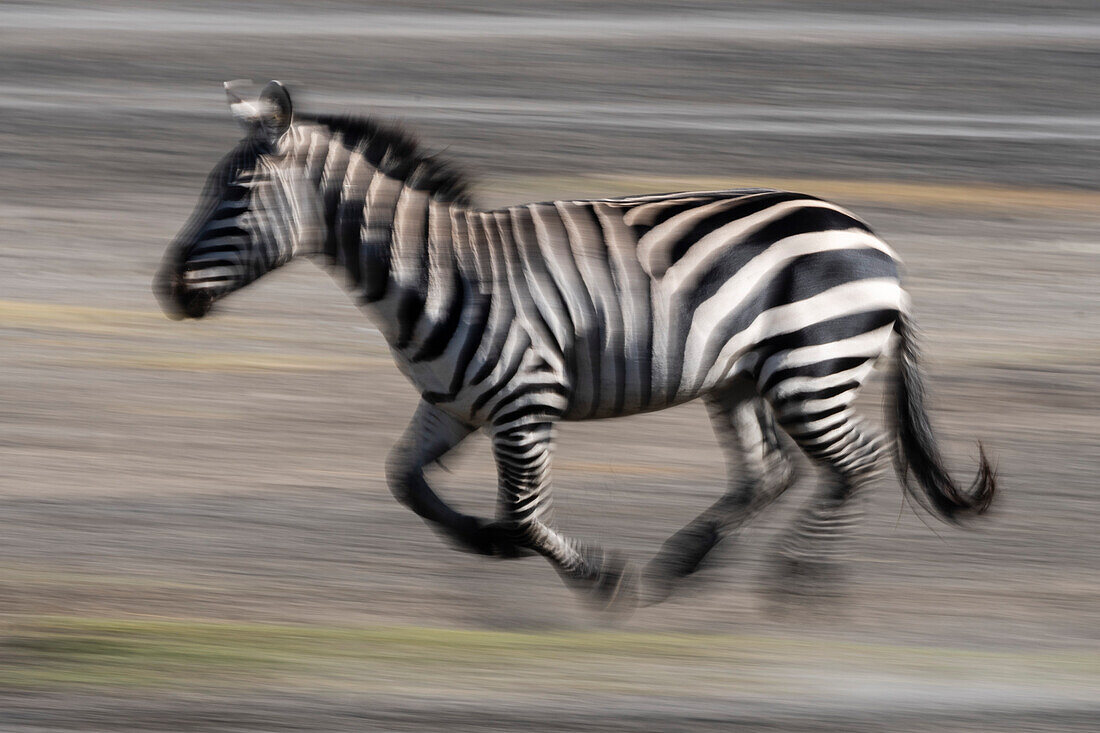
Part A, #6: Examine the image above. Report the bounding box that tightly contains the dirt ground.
[1,2,1098,730]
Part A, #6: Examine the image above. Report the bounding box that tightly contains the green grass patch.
[1,616,1097,695]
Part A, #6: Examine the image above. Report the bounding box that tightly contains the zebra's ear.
[224,80,260,130]
[258,81,293,143]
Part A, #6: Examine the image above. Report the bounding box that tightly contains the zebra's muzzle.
[153,261,215,320]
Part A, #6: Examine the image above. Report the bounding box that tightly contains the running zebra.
[156,82,996,610]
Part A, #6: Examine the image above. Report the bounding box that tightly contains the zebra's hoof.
[639,554,694,607]
[585,553,639,616]
[638,564,674,608]
[763,554,848,603]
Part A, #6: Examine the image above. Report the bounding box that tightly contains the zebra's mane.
[307,114,472,205]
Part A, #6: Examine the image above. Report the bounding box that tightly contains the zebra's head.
[156,81,322,319]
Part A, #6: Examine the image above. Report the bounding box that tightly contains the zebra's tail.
[890,311,996,522]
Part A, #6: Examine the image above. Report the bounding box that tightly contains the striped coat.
[383,190,901,435]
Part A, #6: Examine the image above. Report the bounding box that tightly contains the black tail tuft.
[891,312,997,523]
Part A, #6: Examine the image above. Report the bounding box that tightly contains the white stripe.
[758,323,895,387]
[183,265,238,281]
[664,201,893,294]
[767,360,879,402]
[391,186,429,287]
[636,198,738,277]
[204,216,245,229]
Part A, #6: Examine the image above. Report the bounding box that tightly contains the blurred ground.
[1,1,1098,730]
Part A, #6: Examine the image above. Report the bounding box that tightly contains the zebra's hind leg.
[642,381,795,606]
[491,418,637,613]
[767,406,888,599]
[753,308,898,599]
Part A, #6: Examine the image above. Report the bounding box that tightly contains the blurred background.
[1,1,1097,730]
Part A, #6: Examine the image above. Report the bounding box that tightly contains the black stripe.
[666,192,810,266]
[468,332,531,414]
[336,197,365,285]
[777,402,850,428]
[491,404,566,428]
[627,198,715,240]
[785,421,848,444]
[189,244,242,259]
[487,383,570,421]
[360,241,390,302]
[223,184,251,200]
[410,265,465,363]
[321,149,350,261]
[183,257,238,272]
[202,225,248,240]
[446,290,492,397]
[760,356,871,393]
[684,208,881,318]
[394,286,425,350]
[786,247,896,292]
[752,309,899,373]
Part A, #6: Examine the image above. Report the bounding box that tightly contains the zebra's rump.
[495,189,902,421]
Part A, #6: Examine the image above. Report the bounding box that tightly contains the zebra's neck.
[305,123,473,350]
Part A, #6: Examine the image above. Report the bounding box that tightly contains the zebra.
[155,81,996,611]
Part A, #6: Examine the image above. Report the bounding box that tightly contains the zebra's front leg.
[491,419,638,612]
[643,386,795,606]
[386,400,520,557]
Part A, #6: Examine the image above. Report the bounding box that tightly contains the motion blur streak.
[1,2,1098,732]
